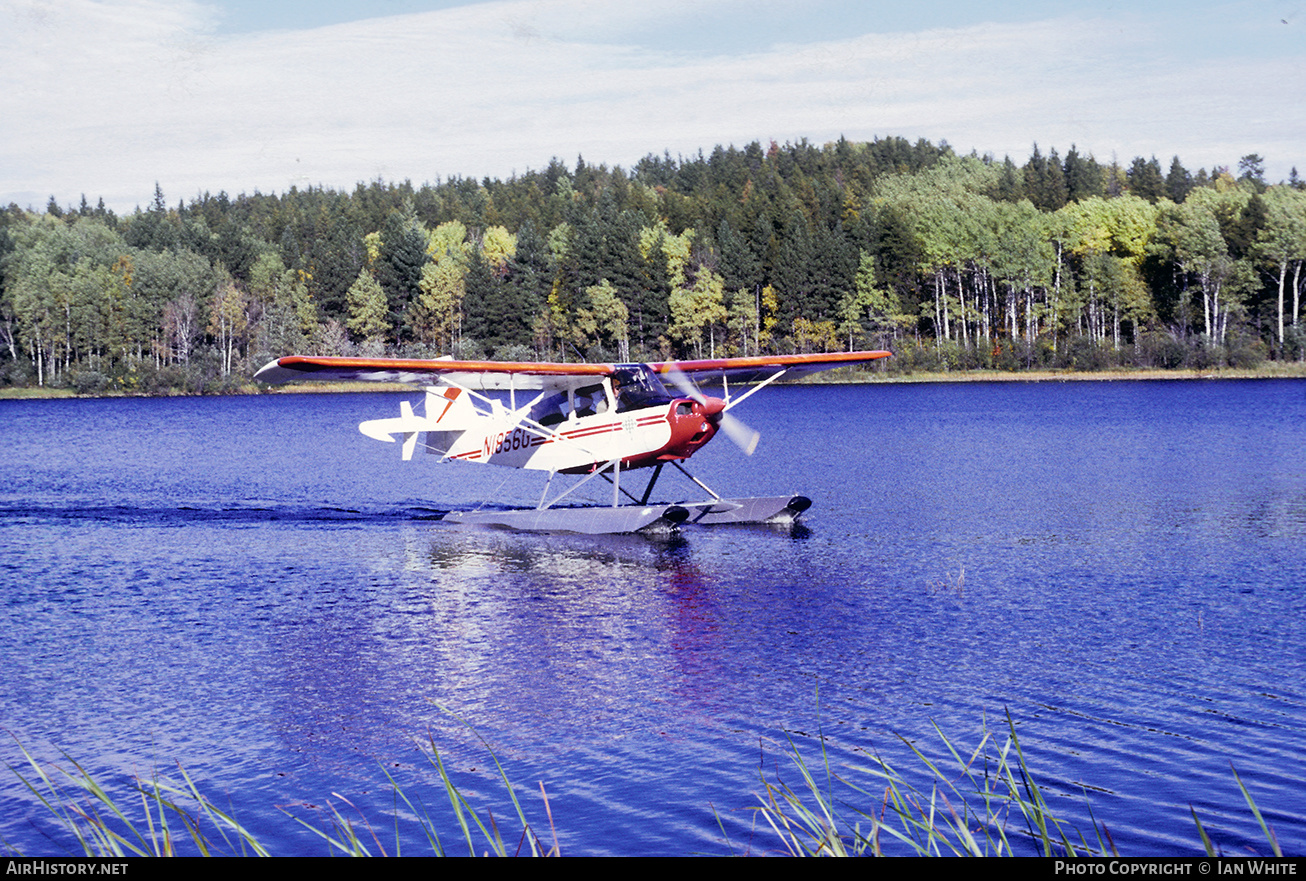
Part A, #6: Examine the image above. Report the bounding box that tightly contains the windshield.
[611,366,675,413]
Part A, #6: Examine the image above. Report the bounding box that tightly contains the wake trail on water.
[0,501,457,526]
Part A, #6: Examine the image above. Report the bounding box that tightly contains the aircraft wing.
[650,350,891,384]
[254,356,616,391]
[255,350,890,390]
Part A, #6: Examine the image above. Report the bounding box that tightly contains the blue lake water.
[1,379,1304,856]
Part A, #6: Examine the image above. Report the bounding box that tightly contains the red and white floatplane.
[254,351,890,534]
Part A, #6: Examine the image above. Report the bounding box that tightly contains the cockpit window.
[528,392,570,426]
[524,367,674,426]
[612,366,676,413]
[527,383,611,426]
[572,384,608,417]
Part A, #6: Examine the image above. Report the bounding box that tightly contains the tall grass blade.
[1192,807,1217,857]
[426,737,483,856]
[1230,765,1282,857]
[540,783,560,857]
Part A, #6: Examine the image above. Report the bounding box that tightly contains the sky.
[2,0,1303,213]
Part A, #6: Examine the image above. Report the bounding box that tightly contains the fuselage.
[438,395,722,473]
[353,362,731,474]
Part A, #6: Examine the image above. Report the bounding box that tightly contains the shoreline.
[3,363,1306,400]
[825,363,1306,383]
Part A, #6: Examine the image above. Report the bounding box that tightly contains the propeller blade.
[719,411,760,456]
[664,365,706,404]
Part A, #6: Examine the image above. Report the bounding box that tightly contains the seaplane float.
[254,351,890,534]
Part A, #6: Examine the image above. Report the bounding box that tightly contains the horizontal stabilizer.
[360,401,431,446]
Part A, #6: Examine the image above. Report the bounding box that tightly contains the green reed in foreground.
[5,731,558,858]
[4,715,1284,857]
[742,710,1110,856]
[740,710,1283,858]
[5,738,269,857]
[280,732,558,857]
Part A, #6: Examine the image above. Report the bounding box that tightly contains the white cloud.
[1,0,1301,212]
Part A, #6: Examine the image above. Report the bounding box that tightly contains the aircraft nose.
[699,397,727,418]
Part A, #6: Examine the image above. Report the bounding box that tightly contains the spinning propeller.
[664,366,761,456]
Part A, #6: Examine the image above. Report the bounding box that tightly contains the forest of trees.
[2,137,1305,393]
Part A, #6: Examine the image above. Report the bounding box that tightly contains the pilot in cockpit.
[612,366,675,413]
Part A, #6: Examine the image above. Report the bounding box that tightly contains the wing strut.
[724,367,788,411]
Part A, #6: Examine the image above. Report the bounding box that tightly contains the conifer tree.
[377,200,428,334]
[1166,157,1194,203]
[345,269,390,345]
[1127,157,1165,203]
